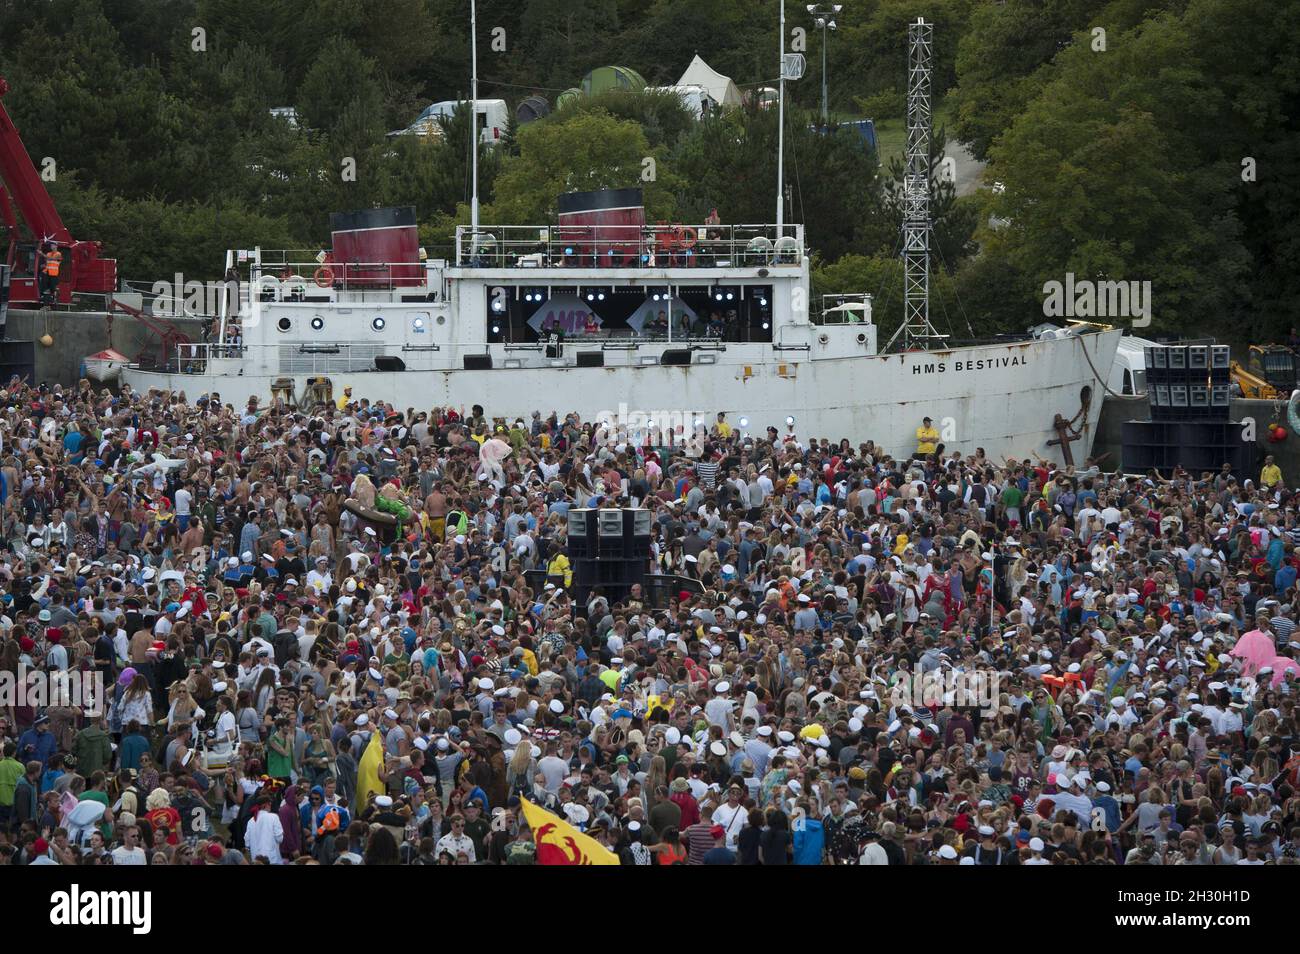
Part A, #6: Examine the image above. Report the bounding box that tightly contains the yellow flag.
[356,730,384,810]
[520,798,620,866]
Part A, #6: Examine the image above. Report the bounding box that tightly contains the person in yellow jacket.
[715,412,733,440]
[1261,455,1283,488]
[915,416,939,458]
[547,549,572,588]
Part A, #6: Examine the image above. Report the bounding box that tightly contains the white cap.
[549,699,564,714]
[1029,837,1044,852]
[478,677,493,691]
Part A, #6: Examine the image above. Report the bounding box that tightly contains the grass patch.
[863,99,957,168]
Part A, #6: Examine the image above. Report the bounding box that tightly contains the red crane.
[0,75,117,306]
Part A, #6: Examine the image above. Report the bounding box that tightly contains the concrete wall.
[1096,394,1294,479]
[1,308,204,387]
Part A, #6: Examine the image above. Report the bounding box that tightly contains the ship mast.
[776,0,786,229]
[888,17,943,351]
[470,0,480,233]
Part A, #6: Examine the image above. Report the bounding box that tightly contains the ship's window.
[276,316,293,333]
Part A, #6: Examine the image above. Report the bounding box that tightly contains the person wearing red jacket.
[669,777,700,829]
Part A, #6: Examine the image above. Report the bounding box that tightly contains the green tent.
[555,87,583,109]
[580,66,647,97]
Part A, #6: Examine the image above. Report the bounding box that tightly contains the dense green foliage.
[0,0,1294,342]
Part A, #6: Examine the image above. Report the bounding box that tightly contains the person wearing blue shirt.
[1092,782,1122,832]
[63,428,84,459]
[464,784,490,811]
[119,723,150,770]
[792,813,824,865]
[1275,562,1297,592]
[17,718,57,769]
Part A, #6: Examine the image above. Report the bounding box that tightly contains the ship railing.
[248,261,433,295]
[170,340,443,376]
[454,223,805,269]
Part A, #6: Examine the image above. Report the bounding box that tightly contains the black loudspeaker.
[576,351,604,367]
[563,508,654,603]
[464,354,493,369]
[660,349,692,365]
[374,355,406,371]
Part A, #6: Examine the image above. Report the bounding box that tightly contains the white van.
[647,85,718,119]
[1112,334,1155,395]
[393,99,510,146]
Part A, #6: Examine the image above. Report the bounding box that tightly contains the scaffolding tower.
[889,17,945,351]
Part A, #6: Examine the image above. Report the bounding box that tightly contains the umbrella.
[1229,629,1276,676]
[1266,656,1300,689]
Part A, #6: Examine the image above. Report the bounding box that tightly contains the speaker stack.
[1123,344,1253,476]
[563,507,653,604]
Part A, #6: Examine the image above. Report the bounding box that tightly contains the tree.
[296,37,384,137]
[552,89,696,151]
[983,17,1250,335]
[486,109,682,223]
[672,106,888,263]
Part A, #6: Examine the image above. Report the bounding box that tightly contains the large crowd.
[0,376,1296,866]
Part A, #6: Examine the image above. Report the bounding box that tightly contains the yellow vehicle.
[1230,345,1299,400]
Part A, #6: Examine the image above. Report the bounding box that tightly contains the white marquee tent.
[675,55,743,108]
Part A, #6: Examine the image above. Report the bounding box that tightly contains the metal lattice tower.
[891,17,942,351]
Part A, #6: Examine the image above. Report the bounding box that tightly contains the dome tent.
[580,66,647,97]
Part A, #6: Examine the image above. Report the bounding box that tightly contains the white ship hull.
[122,330,1120,462]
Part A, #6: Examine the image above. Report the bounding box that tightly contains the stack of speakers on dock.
[564,507,653,604]
[1146,344,1231,420]
[1123,344,1254,476]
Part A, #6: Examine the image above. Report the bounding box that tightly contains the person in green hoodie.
[0,741,24,829]
[71,714,113,776]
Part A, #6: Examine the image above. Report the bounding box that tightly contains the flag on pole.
[356,730,385,810]
[519,798,620,865]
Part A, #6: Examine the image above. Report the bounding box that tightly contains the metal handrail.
[454,223,805,268]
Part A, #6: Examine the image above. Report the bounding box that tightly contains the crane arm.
[0,76,71,244]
